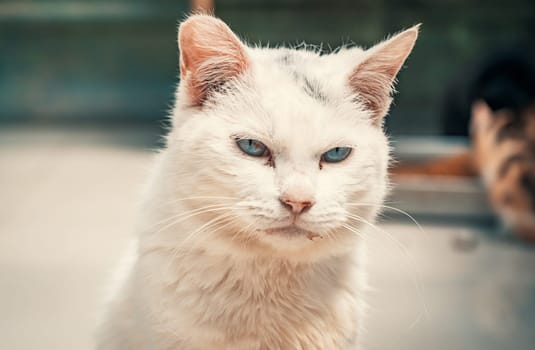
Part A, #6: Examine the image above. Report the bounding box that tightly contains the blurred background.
[1,0,535,349]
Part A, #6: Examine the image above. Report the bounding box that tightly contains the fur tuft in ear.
[178,14,249,107]
[349,24,420,124]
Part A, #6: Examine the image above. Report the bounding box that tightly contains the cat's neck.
[139,223,359,292]
[135,234,362,349]
[160,244,358,296]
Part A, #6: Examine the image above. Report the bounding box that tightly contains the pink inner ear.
[349,26,419,124]
[349,59,394,123]
[178,15,249,107]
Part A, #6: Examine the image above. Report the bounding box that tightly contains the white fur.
[97,15,415,350]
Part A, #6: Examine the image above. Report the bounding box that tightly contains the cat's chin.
[263,224,324,241]
[248,223,357,260]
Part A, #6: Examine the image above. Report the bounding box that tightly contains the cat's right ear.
[349,25,419,125]
[178,15,249,107]
[470,100,494,135]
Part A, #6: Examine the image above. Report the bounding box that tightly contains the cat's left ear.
[178,15,249,107]
[349,25,420,125]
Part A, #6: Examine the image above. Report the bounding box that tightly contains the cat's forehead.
[253,49,322,90]
[248,47,363,108]
[226,48,371,152]
[275,51,330,104]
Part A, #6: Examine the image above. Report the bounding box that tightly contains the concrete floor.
[1,126,534,350]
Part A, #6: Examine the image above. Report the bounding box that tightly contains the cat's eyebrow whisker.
[345,213,430,326]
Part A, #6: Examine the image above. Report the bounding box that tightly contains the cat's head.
[162,15,418,260]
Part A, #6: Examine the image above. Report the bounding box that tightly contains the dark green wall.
[1,0,534,134]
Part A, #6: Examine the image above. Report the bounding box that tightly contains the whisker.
[340,223,365,239]
[345,213,430,327]
[148,204,228,229]
[156,195,239,208]
[158,213,240,337]
[346,202,425,235]
[164,213,239,276]
[230,221,256,244]
[150,205,244,234]
[346,212,409,253]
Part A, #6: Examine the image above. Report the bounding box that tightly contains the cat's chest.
[146,252,359,349]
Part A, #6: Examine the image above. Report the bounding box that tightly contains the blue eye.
[321,147,352,163]
[236,139,270,157]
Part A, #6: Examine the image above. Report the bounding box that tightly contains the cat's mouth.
[264,224,323,241]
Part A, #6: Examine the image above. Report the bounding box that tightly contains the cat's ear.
[470,100,494,135]
[349,25,419,124]
[178,15,249,107]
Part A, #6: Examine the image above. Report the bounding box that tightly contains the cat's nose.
[279,195,315,215]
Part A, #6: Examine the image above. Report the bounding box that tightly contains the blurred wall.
[1,0,534,134]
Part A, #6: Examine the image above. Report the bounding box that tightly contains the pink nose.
[279,195,315,214]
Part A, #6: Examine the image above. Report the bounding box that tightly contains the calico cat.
[471,100,535,240]
[393,51,535,241]
[97,15,418,349]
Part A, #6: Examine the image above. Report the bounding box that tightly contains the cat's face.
[164,15,418,258]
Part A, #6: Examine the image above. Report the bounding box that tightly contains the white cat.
[97,14,418,350]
